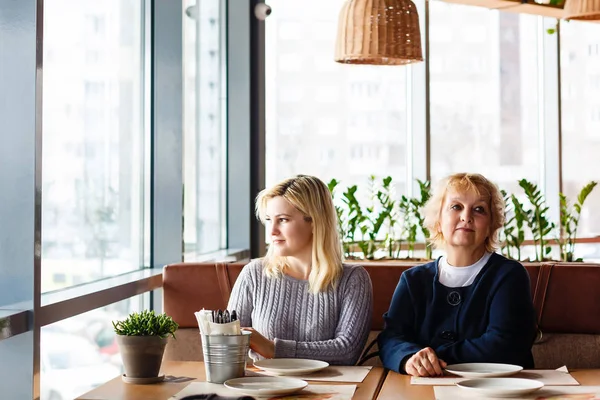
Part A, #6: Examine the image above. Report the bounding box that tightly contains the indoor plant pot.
[113,310,178,382]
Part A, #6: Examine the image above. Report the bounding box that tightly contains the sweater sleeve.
[435,264,536,367]
[226,263,255,328]
[377,272,425,373]
[274,266,373,366]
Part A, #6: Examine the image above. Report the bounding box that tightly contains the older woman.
[227,175,373,365]
[378,173,536,376]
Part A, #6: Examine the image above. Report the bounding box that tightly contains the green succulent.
[112,310,179,339]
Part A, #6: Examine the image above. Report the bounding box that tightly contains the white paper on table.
[412,369,579,386]
[556,365,569,374]
[249,365,373,383]
[207,320,241,335]
[434,385,600,400]
[194,309,241,335]
[170,382,357,400]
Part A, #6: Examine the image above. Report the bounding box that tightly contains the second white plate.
[456,378,544,397]
[445,362,523,378]
[224,376,308,396]
[253,358,329,375]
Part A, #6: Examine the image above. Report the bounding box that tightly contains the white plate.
[253,358,329,376]
[457,378,544,397]
[445,363,523,378]
[224,377,308,396]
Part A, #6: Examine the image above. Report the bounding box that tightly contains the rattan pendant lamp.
[335,0,423,65]
[563,0,600,20]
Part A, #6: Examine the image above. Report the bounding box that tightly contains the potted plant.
[329,175,597,264]
[557,181,598,261]
[329,176,432,261]
[113,310,178,383]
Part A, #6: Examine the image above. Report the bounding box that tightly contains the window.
[429,3,540,196]
[85,50,101,64]
[429,23,452,43]
[589,75,600,90]
[41,296,143,400]
[563,83,575,99]
[42,0,145,292]
[388,144,406,167]
[314,52,338,72]
[1,0,231,397]
[278,53,304,72]
[561,21,600,240]
[279,21,303,41]
[316,118,340,136]
[85,14,106,36]
[319,148,336,166]
[278,117,304,136]
[279,84,306,102]
[265,0,408,192]
[315,86,340,103]
[84,81,106,104]
[349,82,381,98]
[183,0,227,257]
[463,25,487,43]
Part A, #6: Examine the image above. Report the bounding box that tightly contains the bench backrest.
[163,261,600,334]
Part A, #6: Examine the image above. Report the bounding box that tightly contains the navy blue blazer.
[378,253,536,373]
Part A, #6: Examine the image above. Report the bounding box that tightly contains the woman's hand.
[404,347,447,377]
[242,327,275,359]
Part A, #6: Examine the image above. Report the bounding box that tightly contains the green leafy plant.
[113,310,179,339]
[398,194,418,258]
[378,176,400,259]
[396,180,431,259]
[519,179,556,261]
[329,175,595,264]
[327,178,348,256]
[509,194,529,261]
[546,25,557,35]
[361,176,395,259]
[500,189,529,261]
[500,190,515,259]
[557,181,598,262]
[329,176,431,260]
[356,177,376,258]
[412,180,432,259]
[341,185,367,258]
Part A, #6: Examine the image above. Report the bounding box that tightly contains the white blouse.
[439,251,493,288]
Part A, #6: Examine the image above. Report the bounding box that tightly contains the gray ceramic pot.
[116,335,168,378]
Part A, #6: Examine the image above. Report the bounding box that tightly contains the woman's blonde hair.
[256,175,343,294]
[423,173,505,252]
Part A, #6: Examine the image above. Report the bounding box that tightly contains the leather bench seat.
[162,261,600,369]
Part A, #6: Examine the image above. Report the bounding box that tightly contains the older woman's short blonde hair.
[255,175,343,294]
[423,173,505,252]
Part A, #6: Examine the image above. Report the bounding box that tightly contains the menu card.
[434,385,600,400]
[412,369,579,386]
[248,366,373,383]
[170,382,357,400]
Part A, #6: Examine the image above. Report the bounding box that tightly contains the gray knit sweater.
[227,259,373,365]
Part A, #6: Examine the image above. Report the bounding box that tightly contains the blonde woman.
[378,173,536,376]
[227,175,373,365]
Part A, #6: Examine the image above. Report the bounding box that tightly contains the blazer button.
[441,330,456,340]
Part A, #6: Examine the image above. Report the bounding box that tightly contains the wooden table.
[77,361,387,400]
[376,369,600,399]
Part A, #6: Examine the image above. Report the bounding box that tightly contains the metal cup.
[201,330,251,383]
